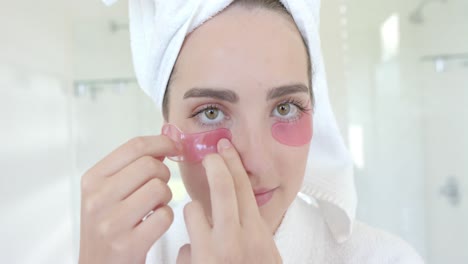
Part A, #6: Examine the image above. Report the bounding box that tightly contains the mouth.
[253,187,277,207]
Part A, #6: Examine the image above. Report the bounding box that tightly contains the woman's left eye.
[276,103,291,116]
[272,102,301,120]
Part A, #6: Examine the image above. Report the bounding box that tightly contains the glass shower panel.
[322,0,468,263]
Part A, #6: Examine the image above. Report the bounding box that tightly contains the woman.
[78,0,424,263]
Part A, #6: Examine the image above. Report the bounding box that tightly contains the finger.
[176,244,192,264]
[118,178,172,228]
[202,154,239,228]
[84,135,179,182]
[98,156,171,205]
[217,138,260,222]
[183,201,210,249]
[131,205,174,252]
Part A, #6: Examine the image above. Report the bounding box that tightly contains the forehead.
[170,5,309,97]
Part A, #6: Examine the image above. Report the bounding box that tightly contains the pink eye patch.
[271,112,313,147]
[161,113,312,163]
[161,123,232,163]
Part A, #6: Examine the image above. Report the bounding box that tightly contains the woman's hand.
[176,139,283,264]
[78,136,179,264]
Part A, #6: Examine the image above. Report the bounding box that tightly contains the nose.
[230,122,275,178]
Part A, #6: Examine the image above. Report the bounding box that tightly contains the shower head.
[109,20,129,33]
[409,0,448,24]
[409,10,424,24]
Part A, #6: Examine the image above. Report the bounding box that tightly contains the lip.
[253,187,277,207]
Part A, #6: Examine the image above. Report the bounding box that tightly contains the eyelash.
[189,97,311,128]
[274,98,310,121]
[189,104,226,128]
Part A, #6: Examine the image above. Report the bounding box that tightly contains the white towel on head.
[102,0,357,243]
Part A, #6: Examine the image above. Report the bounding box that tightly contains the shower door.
[321,0,468,263]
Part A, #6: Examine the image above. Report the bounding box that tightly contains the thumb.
[176,244,192,264]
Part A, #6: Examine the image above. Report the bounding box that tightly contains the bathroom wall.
[0,1,75,263]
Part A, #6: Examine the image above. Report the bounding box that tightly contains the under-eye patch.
[271,112,313,147]
[162,111,312,163]
[162,123,232,163]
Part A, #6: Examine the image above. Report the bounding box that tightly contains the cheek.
[276,145,310,181]
[273,145,310,209]
[178,163,210,200]
[271,113,313,147]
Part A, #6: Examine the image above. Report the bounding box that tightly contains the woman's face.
[166,5,312,233]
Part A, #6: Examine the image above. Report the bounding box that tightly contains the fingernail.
[217,138,232,152]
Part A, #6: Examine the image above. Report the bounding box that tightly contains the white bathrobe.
[145,195,424,264]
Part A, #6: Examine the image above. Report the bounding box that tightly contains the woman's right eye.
[191,106,226,127]
[204,108,219,120]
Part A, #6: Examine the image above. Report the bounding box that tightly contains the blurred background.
[0,0,466,263]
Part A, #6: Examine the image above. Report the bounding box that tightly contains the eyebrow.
[183,88,239,103]
[182,83,310,103]
[266,84,310,100]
